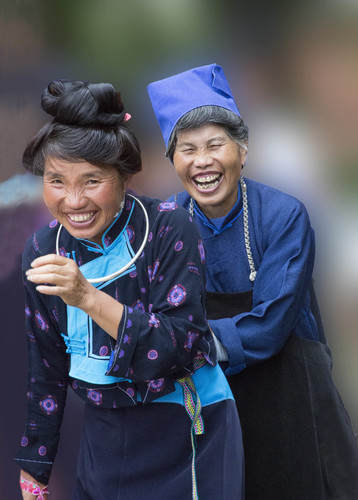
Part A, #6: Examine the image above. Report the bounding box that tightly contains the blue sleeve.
[210,201,315,375]
[106,206,212,382]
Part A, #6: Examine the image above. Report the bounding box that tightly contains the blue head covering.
[147,63,241,147]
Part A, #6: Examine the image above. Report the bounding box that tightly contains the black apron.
[206,290,358,500]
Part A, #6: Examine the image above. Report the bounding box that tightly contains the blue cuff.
[106,305,143,378]
[209,317,246,375]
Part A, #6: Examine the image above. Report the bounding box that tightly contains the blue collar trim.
[78,199,135,254]
[192,183,243,235]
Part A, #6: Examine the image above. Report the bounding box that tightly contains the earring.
[120,190,126,210]
[113,194,125,219]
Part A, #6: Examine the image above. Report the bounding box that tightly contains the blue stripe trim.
[14,458,54,464]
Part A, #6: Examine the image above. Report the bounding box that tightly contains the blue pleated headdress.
[147,63,241,147]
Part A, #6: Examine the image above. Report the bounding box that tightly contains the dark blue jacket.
[15,195,215,482]
[169,177,325,376]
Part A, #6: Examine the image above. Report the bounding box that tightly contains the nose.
[193,148,214,168]
[65,189,87,210]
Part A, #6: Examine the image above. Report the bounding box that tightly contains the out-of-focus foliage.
[36,0,214,79]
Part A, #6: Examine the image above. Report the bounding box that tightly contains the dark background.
[1,1,357,498]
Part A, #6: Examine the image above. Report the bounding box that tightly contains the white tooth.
[196,173,220,184]
[198,179,220,190]
[70,213,93,222]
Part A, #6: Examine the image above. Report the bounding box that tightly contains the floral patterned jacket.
[15,194,215,483]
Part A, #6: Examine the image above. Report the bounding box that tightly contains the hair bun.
[41,80,126,127]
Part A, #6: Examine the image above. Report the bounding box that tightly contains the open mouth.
[66,212,96,225]
[193,173,223,191]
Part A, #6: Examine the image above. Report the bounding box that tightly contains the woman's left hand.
[26,254,93,309]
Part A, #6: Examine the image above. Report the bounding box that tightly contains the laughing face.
[43,158,129,245]
[173,124,247,219]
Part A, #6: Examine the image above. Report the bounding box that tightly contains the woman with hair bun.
[15,80,244,499]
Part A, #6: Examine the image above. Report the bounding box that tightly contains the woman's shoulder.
[246,177,304,205]
[245,177,309,221]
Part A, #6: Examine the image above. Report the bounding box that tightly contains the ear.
[239,142,248,166]
[124,175,133,190]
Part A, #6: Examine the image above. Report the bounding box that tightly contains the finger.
[31,253,69,268]
[27,272,67,286]
[27,263,64,277]
[35,285,65,296]
[27,259,80,280]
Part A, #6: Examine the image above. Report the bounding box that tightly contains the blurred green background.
[1,0,357,497]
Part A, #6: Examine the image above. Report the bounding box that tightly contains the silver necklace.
[188,175,257,282]
[56,193,150,284]
[239,176,257,282]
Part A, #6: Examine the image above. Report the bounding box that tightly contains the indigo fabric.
[73,400,243,500]
[170,177,323,374]
[171,177,358,499]
[15,195,243,491]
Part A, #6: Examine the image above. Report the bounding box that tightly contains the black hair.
[22,80,142,177]
[166,106,249,161]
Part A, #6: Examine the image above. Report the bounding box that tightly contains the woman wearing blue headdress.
[15,79,244,499]
[148,64,358,500]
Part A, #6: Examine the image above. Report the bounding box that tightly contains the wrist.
[78,282,99,315]
[20,476,49,498]
[79,286,123,339]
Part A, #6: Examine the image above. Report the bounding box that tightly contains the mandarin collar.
[77,194,134,254]
[192,181,243,235]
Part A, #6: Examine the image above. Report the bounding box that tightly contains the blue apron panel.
[65,230,136,385]
[150,363,234,407]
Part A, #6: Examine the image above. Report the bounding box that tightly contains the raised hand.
[26,254,93,309]
[26,253,123,340]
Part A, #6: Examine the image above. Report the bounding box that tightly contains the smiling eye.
[87,179,100,185]
[209,143,223,151]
